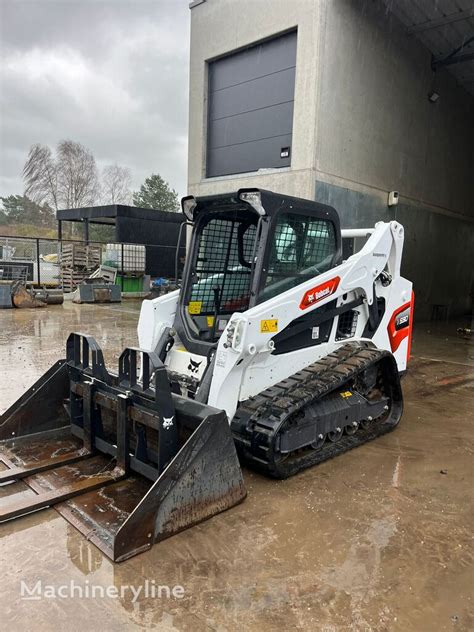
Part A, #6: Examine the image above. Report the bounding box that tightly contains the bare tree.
[23,144,59,210]
[23,140,100,210]
[56,140,100,208]
[102,164,132,204]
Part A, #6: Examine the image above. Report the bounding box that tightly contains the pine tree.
[132,174,179,212]
[0,194,55,227]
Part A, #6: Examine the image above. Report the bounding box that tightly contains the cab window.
[186,213,258,341]
[260,212,337,302]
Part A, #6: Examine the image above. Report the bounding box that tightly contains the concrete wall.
[188,0,320,199]
[188,0,474,319]
[316,181,474,319]
[314,0,474,319]
[316,0,473,220]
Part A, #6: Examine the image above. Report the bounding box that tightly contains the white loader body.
[138,220,413,421]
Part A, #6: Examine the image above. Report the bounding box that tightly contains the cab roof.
[191,188,340,228]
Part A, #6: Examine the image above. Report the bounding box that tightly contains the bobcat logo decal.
[188,358,202,374]
[163,416,174,430]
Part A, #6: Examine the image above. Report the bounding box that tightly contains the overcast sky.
[0,0,190,200]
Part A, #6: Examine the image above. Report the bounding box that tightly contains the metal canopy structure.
[386,0,474,95]
[56,204,182,243]
[56,205,184,279]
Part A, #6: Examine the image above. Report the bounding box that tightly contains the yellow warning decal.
[206,316,215,327]
[260,319,278,333]
[188,301,202,315]
[340,391,353,398]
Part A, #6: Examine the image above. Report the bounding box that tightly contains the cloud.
[0,0,190,199]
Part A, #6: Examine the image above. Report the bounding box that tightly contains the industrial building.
[188,0,474,319]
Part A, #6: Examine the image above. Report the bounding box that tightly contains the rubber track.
[231,341,403,478]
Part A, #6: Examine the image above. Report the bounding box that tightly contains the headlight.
[238,189,266,216]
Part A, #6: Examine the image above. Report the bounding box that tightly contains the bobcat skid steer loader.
[0,189,413,561]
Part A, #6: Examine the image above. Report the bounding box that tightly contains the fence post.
[120,243,124,292]
[36,238,41,287]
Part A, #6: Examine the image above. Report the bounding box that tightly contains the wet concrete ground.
[0,301,473,631]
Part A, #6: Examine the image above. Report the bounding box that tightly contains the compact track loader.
[0,189,413,561]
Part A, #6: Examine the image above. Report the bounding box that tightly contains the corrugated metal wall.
[207,31,297,178]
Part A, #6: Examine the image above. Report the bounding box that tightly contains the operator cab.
[175,189,342,356]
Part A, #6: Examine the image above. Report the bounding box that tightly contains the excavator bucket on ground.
[11,283,47,308]
[0,333,246,562]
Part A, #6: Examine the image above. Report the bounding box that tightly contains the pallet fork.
[0,333,246,562]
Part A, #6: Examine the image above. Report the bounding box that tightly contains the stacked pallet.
[62,243,101,269]
[61,243,101,292]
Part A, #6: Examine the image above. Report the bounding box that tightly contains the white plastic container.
[104,244,146,273]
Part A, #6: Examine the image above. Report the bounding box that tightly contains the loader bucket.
[11,284,47,308]
[0,333,246,562]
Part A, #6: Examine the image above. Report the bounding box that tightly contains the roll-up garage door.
[207,31,297,178]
